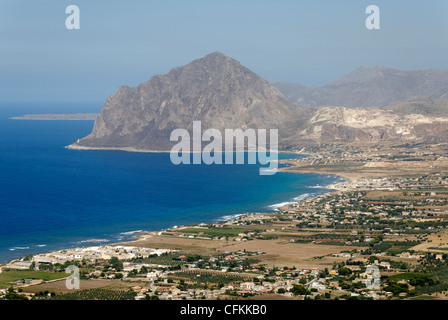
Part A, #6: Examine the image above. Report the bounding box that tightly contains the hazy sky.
[1,0,448,104]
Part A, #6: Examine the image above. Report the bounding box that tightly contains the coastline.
[66,144,172,153]
[10,113,98,121]
[6,142,446,269]
[66,144,305,155]
[1,164,349,267]
[121,178,346,248]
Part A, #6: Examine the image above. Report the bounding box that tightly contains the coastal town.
[2,145,448,300]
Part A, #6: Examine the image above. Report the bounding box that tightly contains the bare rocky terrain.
[293,103,448,145]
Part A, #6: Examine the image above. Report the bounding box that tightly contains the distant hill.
[385,96,448,116]
[272,66,448,108]
[268,81,308,105]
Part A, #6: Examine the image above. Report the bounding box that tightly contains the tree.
[139,266,148,274]
[338,267,352,276]
[5,288,28,300]
[291,285,309,296]
[177,284,187,291]
[108,257,123,271]
[5,292,28,300]
[186,254,202,262]
[277,288,286,294]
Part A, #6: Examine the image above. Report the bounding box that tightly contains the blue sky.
[1,0,448,104]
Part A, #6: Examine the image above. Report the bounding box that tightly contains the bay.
[0,103,342,263]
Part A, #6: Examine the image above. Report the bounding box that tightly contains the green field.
[0,270,67,288]
[388,272,428,282]
[411,295,439,300]
[171,270,252,284]
[131,252,183,266]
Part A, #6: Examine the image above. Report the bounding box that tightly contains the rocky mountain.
[69,53,448,151]
[69,52,308,151]
[268,81,308,105]
[272,66,448,108]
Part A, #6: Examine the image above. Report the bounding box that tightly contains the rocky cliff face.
[70,52,304,151]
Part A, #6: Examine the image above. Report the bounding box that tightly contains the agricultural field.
[21,279,134,295]
[0,270,67,289]
[411,230,448,252]
[217,239,354,269]
[171,270,252,284]
[169,226,258,238]
[47,288,136,300]
[130,252,184,266]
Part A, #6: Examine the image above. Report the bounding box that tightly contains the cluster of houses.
[6,245,174,270]
[2,239,434,300]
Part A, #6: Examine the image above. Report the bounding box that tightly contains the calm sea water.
[0,103,343,263]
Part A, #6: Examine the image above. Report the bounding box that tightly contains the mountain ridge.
[69,53,448,152]
[272,66,448,108]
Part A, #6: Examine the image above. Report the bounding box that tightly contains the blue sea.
[0,103,343,263]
